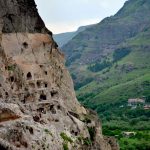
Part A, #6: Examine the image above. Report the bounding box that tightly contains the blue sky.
[35,0,127,34]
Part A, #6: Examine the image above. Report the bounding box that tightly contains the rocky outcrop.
[0,0,51,34]
[0,0,118,149]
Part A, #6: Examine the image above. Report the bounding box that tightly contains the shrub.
[63,142,69,150]
[44,129,53,136]
[7,65,16,71]
[82,117,91,124]
[83,138,92,146]
[66,53,81,66]
[75,77,93,90]
[88,61,112,72]
[113,47,131,62]
[60,132,73,143]
[77,136,92,146]
[88,127,95,141]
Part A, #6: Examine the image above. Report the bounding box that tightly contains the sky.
[35,0,127,34]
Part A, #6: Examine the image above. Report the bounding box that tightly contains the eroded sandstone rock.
[0,103,23,122]
[0,0,119,149]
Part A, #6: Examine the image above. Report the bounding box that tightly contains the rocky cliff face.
[0,0,118,150]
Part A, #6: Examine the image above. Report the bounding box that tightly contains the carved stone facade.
[0,0,119,150]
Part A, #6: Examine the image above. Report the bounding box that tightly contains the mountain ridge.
[54,24,95,47]
[62,0,150,66]
[61,0,150,96]
[60,1,150,148]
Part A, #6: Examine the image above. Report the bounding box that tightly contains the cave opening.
[27,72,32,80]
[10,76,14,82]
[37,81,41,88]
[50,90,58,97]
[44,71,48,75]
[37,107,45,114]
[23,42,28,49]
[40,94,47,100]
[45,83,48,88]
[49,105,56,114]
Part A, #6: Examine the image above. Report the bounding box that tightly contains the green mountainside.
[62,0,150,81]
[61,0,150,149]
[61,0,150,105]
[54,25,94,47]
[54,31,76,47]
[77,27,150,105]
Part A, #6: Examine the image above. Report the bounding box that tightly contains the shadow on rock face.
[0,144,8,150]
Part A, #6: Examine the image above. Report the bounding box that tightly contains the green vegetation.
[63,143,69,150]
[74,77,93,90]
[60,132,73,143]
[95,102,150,149]
[75,40,150,149]
[77,136,92,146]
[62,0,150,106]
[44,129,53,136]
[66,53,81,66]
[119,135,150,150]
[83,138,92,146]
[113,48,131,62]
[76,46,150,149]
[7,65,16,71]
[88,127,95,141]
[82,117,91,124]
[61,0,150,149]
[60,132,73,150]
[77,72,150,105]
[88,61,112,72]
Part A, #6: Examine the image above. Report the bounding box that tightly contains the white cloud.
[35,0,127,34]
[46,18,100,34]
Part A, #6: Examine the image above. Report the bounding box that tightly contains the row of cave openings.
[26,70,59,101]
[37,104,61,115]
[6,71,59,102]
[39,90,59,101]
[34,105,80,136]
[33,104,63,123]
[26,70,48,81]
[28,80,48,89]
[22,89,59,104]
[26,72,48,89]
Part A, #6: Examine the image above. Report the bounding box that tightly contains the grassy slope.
[77,28,150,106]
[62,1,150,109]
[76,28,150,150]
[61,1,150,149]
